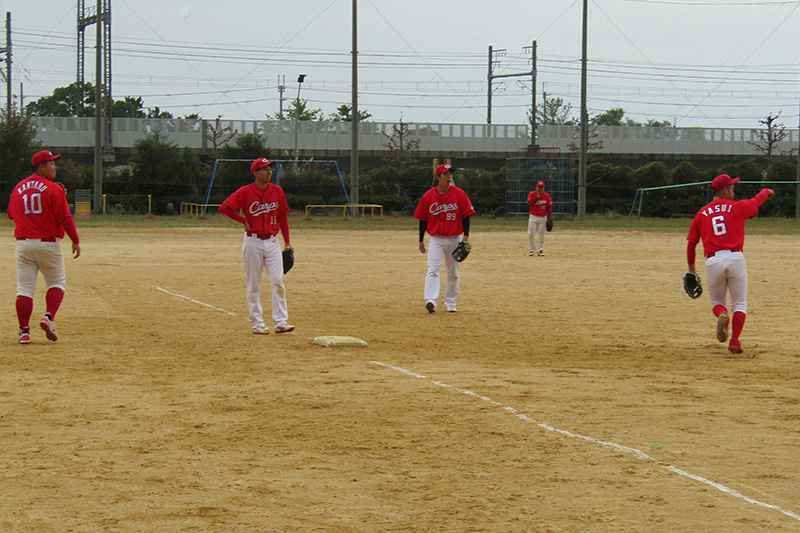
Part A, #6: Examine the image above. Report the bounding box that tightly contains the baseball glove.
[546,219,553,232]
[452,241,471,262]
[683,272,703,299]
[282,246,294,274]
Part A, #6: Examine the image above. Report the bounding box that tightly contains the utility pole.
[278,75,285,117]
[350,0,359,206]
[1,12,10,114]
[487,41,537,147]
[578,0,588,217]
[293,74,306,161]
[78,0,113,161]
[93,0,103,211]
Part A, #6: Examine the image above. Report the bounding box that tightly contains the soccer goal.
[202,159,353,216]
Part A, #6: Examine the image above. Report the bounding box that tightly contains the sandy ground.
[1,222,799,532]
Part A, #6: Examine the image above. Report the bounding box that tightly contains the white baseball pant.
[16,238,66,298]
[705,250,748,315]
[424,235,461,309]
[528,215,547,253]
[242,234,288,330]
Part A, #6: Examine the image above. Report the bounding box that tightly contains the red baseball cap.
[435,163,455,176]
[711,174,739,192]
[31,150,61,168]
[536,181,545,187]
[250,158,275,174]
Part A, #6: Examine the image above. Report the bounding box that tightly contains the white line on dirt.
[371,360,800,524]
[154,287,237,316]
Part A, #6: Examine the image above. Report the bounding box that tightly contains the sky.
[1,0,799,130]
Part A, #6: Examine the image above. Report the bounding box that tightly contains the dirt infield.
[2,220,799,531]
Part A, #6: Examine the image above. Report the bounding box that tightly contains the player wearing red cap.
[686,174,774,354]
[527,180,552,256]
[414,163,475,313]
[219,158,294,334]
[8,150,81,344]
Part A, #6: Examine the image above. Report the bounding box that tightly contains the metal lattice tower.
[77,0,113,161]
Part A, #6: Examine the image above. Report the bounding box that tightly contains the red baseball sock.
[713,304,728,317]
[45,288,65,319]
[16,295,34,330]
[730,311,746,343]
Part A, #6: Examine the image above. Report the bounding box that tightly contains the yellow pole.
[103,194,106,215]
[148,195,152,215]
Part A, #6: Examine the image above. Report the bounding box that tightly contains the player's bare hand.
[72,243,81,259]
[766,188,776,200]
[419,242,426,254]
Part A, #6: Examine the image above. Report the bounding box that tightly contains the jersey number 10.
[22,192,44,215]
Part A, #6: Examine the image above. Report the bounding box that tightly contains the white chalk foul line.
[155,287,237,316]
[371,360,800,524]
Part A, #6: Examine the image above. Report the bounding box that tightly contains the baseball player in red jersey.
[219,158,294,334]
[527,180,552,256]
[414,163,475,313]
[8,150,81,344]
[686,174,774,354]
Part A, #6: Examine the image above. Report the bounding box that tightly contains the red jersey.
[220,182,290,236]
[527,191,552,218]
[414,185,475,236]
[687,188,770,257]
[8,175,76,240]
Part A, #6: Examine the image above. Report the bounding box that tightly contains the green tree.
[593,107,626,126]
[146,107,174,119]
[127,131,204,204]
[272,98,322,121]
[0,109,42,200]
[669,161,702,185]
[329,104,372,122]
[25,82,96,117]
[634,161,668,189]
[112,96,146,118]
[534,96,575,125]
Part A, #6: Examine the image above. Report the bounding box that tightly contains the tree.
[381,119,421,169]
[205,117,238,160]
[146,107,174,119]
[25,82,96,117]
[271,98,322,121]
[112,96,146,118]
[329,104,372,122]
[0,108,42,200]
[533,96,575,125]
[747,112,797,165]
[593,107,626,126]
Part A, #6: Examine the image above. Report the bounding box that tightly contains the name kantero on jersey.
[699,203,733,217]
[17,181,49,195]
[250,201,280,217]
[429,202,460,216]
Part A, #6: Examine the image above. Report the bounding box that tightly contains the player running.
[219,158,294,334]
[414,163,475,313]
[686,174,774,354]
[8,150,81,344]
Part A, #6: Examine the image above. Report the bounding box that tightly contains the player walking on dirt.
[8,150,81,344]
[414,163,475,313]
[686,174,774,354]
[219,158,294,334]
[527,180,552,256]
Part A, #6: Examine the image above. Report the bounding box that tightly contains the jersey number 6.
[712,215,727,236]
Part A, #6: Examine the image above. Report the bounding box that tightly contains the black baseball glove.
[452,241,471,262]
[546,219,553,232]
[683,272,702,299]
[282,246,294,274]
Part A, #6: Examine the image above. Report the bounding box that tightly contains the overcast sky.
[1,0,799,129]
